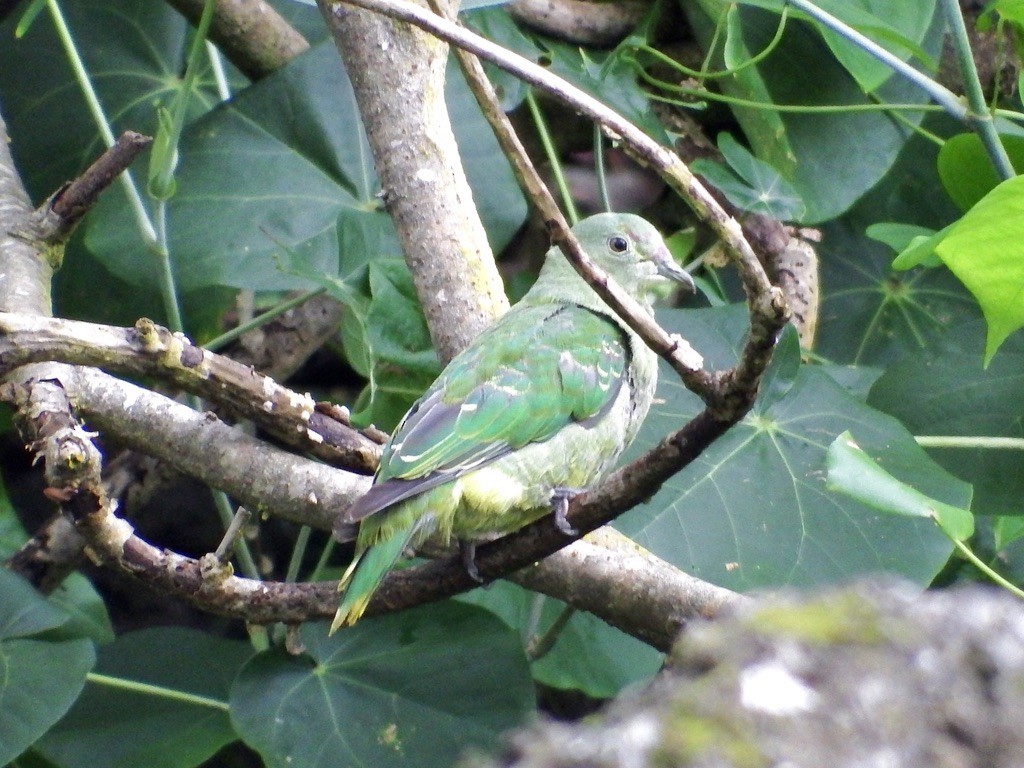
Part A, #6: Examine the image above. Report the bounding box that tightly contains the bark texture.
[319,0,510,364]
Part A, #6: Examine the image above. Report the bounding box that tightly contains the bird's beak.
[652,249,696,294]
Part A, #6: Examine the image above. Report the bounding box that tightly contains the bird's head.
[570,213,696,298]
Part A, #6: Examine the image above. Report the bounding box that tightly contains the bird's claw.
[551,488,580,536]
[460,540,484,583]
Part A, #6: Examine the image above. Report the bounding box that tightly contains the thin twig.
[21,131,153,247]
[214,507,252,563]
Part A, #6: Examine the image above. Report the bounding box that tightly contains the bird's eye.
[608,235,630,253]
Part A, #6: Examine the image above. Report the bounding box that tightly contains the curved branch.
[0,312,382,472]
[1,366,370,530]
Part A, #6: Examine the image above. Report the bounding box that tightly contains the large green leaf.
[815,122,978,365]
[84,41,526,292]
[231,603,534,768]
[816,218,980,365]
[735,0,938,92]
[36,627,251,768]
[682,2,942,222]
[868,319,1024,518]
[459,581,662,698]
[0,0,227,199]
[934,174,1024,363]
[617,308,968,593]
[0,570,96,766]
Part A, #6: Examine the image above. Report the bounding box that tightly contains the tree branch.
[316,0,511,365]
[164,0,310,80]
[0,312,382,472]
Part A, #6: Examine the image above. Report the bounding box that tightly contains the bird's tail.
[329,520,420,634]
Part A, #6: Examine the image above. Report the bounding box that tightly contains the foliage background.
[1,0,1022,766]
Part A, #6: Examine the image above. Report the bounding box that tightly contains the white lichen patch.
[414,167,438,184]
[739,661,818,716]
[285,390,316,416]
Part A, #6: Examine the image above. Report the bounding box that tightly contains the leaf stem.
[525,91,579,225]
[916,435,1024,450]
[153,201,185,333]
[526,604,575,661]
[638,63,946,114]
[308,537,337,583]
[206,41,232,101]
[46,0,157,245]
[938,0,1015,179]
[86,672,230,711]
[205,287,327,351]
[593,124,612,213]
[949,537,1024,599]
[285,525,313,582]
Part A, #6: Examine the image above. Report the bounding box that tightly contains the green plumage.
[331,213,692,631]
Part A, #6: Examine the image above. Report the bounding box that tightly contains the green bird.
[331,212,693,631]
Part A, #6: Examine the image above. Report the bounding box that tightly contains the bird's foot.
[551,487,581,536]
[460,539,484,583]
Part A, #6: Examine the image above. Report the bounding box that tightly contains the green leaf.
[866,222,935,252]
[0,0,226,200]
[459,582,662,697]
[230,603,534,768]
[812,121,974,363]
[540,40,671,144]
[934,174,1024,363]
[337,260,441,429]
[937,133,1024,212]
[0,568,71,638]
[868,319,1024,518]
[693,133,806,220]
[889,224,952,270]
[995,516,1024,551]
[0,485,114,644]
[84,41,525,293]
[827,431,974,541]
[618,305,970,592]
[734,0,938,92]
[683,2,942,222]
[0,570,96,767]
[37,628,250,768]
[46,574,116,645]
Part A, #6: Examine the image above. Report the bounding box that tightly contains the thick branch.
[0,112,52,316]
[46,366,370,530]
[164,0,310,80]
[0,312,382,472]
[317,0,510,364]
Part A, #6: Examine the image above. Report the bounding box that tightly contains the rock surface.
[473,581,1024,768]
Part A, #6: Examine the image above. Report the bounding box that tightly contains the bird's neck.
[522,259,655,322]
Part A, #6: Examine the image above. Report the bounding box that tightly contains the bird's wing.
[344,304,629,522]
